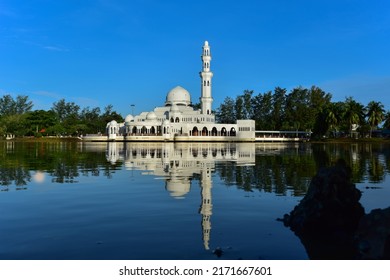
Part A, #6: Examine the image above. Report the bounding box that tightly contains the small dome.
[125,114,134,123]
[146,111,157,120]
[110,120,118,126]
[170,104,180,113]
[205,41,209,46]
[165,86,191,106]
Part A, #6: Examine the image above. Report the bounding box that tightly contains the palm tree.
[343,97,365,138]
[325,102,343,137]
[384,111,390,130]
[366,101,385,137]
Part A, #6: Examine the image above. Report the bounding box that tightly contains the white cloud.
[43,45,70,52]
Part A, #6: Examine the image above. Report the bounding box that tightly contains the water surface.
[1,141,389,259]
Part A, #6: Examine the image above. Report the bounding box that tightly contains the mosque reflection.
[105,142,256,250]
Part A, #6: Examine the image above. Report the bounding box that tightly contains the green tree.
[51,99,81,136]
[0,94,33,116]
[101,104,124,123]
[25,110,57,136]
[326,102,344,137]
[192,102,201,110]
[1,114,29,136]
[242,90,253,119]
[342,97,365,138]
[80,107,102,134]
[251,91,272,130]
[308,86,332,131]
[384,111,390,130]
[366,101,385,137]
[216,97,235,124]
[284,87,309,130]
[51,99,80,123]
[271,87,286,130]
[15,95,33,115]
[235,95,244,120]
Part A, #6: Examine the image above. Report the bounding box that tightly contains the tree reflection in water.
[1,141,390,193]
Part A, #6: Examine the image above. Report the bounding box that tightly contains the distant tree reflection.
[0,142,122,189]
[216,143,390,196]
[1,142,390,194]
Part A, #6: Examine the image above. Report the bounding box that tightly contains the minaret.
[200,41,213,115]
[199,167,212,250]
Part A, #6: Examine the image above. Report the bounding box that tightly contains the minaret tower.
[199,167,213,250]
[200,41,213,115]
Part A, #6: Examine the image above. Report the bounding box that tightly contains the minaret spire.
[200,41,213,115]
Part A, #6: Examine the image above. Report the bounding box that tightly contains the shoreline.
[2,136,390,144]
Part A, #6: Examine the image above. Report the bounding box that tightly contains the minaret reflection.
[199,165,212,250]
[105,142,255,250]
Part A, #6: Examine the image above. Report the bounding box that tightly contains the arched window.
[141,126,147,134]
[192,126,199,136]
[207,81,210,86]
[202,127,208,136]
[211,127,217,136]
[163,127,166,134]
[150,126,156,134]
[132,126,137,134]
[221,127,227,136]
[230,127,236,136]
[204,81,206,86]
[175,117,180,123]
[170,117,174,122]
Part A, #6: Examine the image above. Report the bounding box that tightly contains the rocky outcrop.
[356,207,390,259]
[281,159,390,259]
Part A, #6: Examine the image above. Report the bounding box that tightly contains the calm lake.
[1,141,389,260]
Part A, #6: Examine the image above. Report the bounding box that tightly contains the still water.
[0,141,389,259]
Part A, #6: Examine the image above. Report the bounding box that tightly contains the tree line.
[1,85,390,139]
[215,86,390,138]
[0,94,123,137]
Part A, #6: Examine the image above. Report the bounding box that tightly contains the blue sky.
[1,0,390,116]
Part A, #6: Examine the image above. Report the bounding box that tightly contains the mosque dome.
[146,111,157,120]
[166,179,190,199]
[124,114,134,124]
[165,86,191,106]
[109,120,118,126]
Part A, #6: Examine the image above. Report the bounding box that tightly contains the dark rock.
[213,247,223,257]
[283,159,365,259]
[355,207,390,259]
[285,159,364,235]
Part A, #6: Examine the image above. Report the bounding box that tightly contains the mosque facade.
[93,41,255,142]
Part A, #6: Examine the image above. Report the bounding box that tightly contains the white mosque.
[84,41,255,142]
